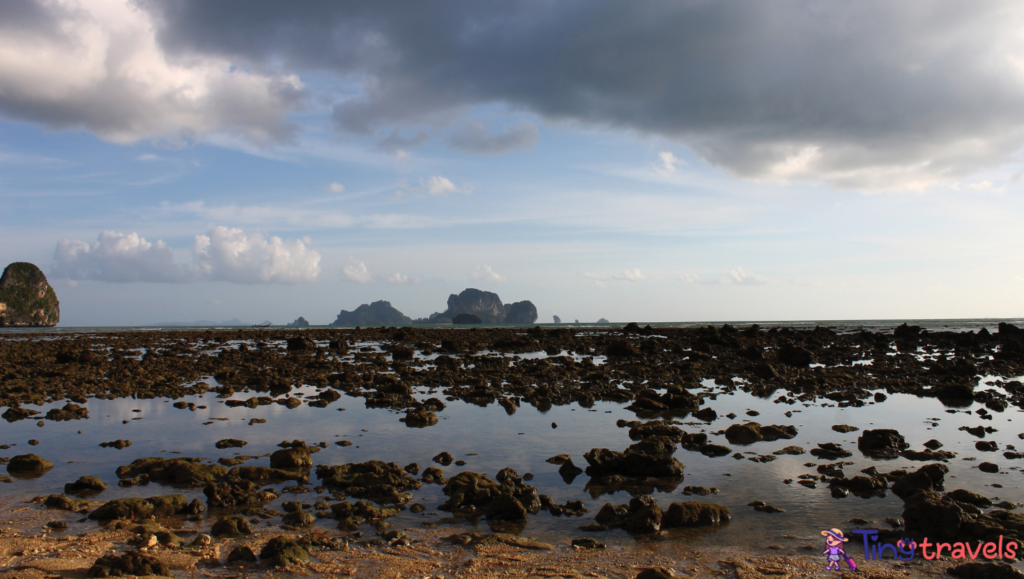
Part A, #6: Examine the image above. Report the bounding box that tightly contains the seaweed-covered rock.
[260,536,310,567]
[228,466,303,484]
[628,420,683,441]
[115,457,227,487]
[211,515,253,537]
[45,402,88,421]
[316,460,422,503]
[65,476,107,496]
[87,551,169,577]
[44,494,87,511]
[439,471,541,521]
[7,453,53,474]
[282,510,316,528]
[215,438,247,449]
[663,501,731,528]
[204,477,278,508]
[270,442,313,470]
[88,494,187,520]
[403,409,439,427]
[0,262,59,327]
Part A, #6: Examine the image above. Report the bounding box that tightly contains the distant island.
[330,288,538,327]
[0,262,60,327]
[332,300,412,327]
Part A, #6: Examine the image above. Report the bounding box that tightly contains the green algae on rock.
[0,262,59,327]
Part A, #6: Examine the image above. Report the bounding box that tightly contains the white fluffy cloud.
[192,226,321,284]
[52,227,321,284]
[0,0,305,144]
[52,231,188,283]
[342,257,419,284]
[327,182,345,193]
[426,176,458,195]
[470,265,507,283]
[657,151,682,176]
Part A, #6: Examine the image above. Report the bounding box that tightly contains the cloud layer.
[0,0,304,144]
[53,227,321,284]
[137,0,1024,189]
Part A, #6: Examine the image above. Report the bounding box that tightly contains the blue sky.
[1,0,1023,326]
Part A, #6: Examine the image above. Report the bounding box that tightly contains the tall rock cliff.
[503,301,538,324]
[442,288,506,323]
[0,262,60,327]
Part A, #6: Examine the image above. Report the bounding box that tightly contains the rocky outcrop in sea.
[0,262,59,327]
[331,301,411,327]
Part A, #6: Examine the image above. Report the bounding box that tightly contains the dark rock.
[628,420,683,441]
[65,476,107,496]
[211,516,252,537]
[778,344,813,367]
[663,502,731,527]
[832,424,859,433]
[857,429,909,458]
[87,551,169,578]
[891,463,949,499]
[635,568,674,579]
[924,439,944,449]
[433,452,454,466]
[691,407,717,422]
[0,262,59,327]
[571,537,605,549]
[773,446,805,455]
[558,459,584,482]
[810,443,853,459]
[227,546,258,563]
[215,439,247,449]
[724,423,797,445]
[583,447,685,479]
[977,441,999,452]
[286,336,317,351]
[979,462,1000,473]
[99,439,131,449]
[288,316,310,327]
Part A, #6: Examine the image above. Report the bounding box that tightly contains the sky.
[1,0,1023,326]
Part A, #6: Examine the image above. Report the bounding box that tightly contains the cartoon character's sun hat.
[821,528,848,542]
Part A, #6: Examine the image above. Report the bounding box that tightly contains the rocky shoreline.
[1,323,1023,576]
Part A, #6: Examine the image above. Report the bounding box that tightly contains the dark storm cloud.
[448,120,539,155]
[17,1,1024,187]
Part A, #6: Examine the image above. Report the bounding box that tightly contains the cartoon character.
[822,528,856,571]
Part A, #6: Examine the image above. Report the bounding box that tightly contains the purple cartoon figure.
[821,528,856,571]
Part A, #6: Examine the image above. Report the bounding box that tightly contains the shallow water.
[2,359,1023,558]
